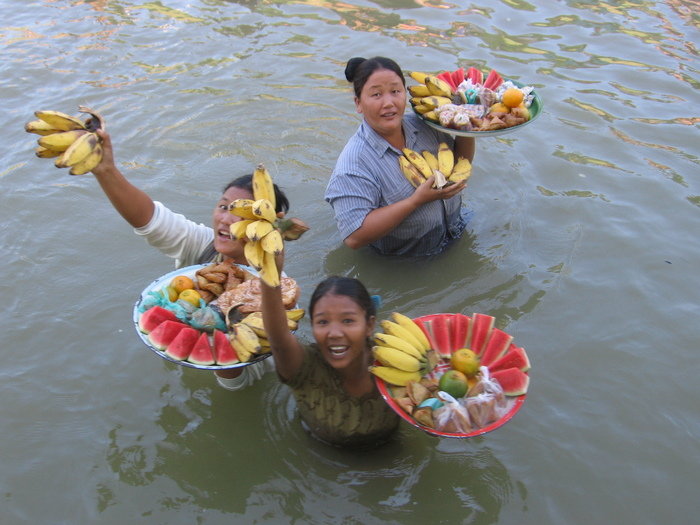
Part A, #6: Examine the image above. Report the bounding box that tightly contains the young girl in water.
[261,268,399,448]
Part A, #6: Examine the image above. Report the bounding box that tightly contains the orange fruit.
[170,275,194,294]
[489,102,510,114]
[178,289,201,307]
[438,369,469,398]
[450,348,480,377]
[501,88,524,109]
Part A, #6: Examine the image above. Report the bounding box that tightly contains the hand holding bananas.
[25,106,105,175]
[229,164,307,287]
[399,142,472,190]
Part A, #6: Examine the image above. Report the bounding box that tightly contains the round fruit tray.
[413,80,542,138]
[133,263,272,370]
[374,313,528,438]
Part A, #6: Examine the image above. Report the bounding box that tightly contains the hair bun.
[345,57,367,82]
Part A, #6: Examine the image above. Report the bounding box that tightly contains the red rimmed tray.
[374,313,528,438]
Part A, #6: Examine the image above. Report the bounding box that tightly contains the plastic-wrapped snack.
[189,304,227,333]
[478,87,498,108]
[433,391,472,433]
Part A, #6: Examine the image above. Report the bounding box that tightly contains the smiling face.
[311,293,376,370]
[211,185,253,263]
[355,67,407,140]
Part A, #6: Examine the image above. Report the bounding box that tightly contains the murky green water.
[2,1,698,523]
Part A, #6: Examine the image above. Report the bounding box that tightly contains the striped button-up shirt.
[325,112,466,256]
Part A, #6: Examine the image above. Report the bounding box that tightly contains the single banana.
[259,250,280,287]
[437,142,454,177]
[240,314,268,338]
[368,365,422,387]
[69,143,103,175]
[372,346,425,373]
[55,131,99,168]
[421,150,439,173]
[373,333,423,360]
[398,157,424,188]
[252,163,276,209]
[402,148,433,179]
[231,323,262,361]
[449,157,472,182]
[420,96,452,109]
[408,84,431,97]
[25,119,64,136]
[412,103,434,115]
[409,71,429,84]
[228,198,258,220]
[34,110,86,131]
[244,239,265,270]
[425,76,453,98]
[252,198,277,223]
[35,146,60,158]
[285,308,305,322]
[260,229,283,255]
[246,219,274,242]
[422,110,439,123]
[390,312,432,351]
[379,320,427,355]
[229,219,254,240]
[38,129,89,153]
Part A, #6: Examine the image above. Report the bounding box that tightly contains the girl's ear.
[365,315,376,337]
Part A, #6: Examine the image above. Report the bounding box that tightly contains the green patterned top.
[283,345,399,448]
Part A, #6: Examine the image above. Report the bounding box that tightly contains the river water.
[2,1,698,524]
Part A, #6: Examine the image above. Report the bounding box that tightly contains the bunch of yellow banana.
[229,164,284,287]
[25,106,105,175]
[368,312,438,386]
[230,309,305,362]
[407,72,456,123]
[398,142,472,190]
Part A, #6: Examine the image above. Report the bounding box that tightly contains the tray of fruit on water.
[408,66,542,137]
[370,312,529,438]
[133,262,303,370]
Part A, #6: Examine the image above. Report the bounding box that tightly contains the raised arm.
[91,130,155,228]
[261,254,306,380]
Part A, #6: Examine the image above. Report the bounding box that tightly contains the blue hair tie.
[370,294,382,310]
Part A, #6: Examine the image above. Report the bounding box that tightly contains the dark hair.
[223,174,290,214]
[345,56,405,98]
[309,276,376,320]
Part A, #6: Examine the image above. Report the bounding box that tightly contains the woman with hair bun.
[325,56,476,257]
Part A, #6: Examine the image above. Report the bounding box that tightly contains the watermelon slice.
[451,67,465,89]
[138,306,178,334]
[489,345,530,373]
[189,332,215,366]
[491,367,529,396]
[483,69,503,90]
[148,320,188,350]
[165,326,200,361]
[466,66,483,85]
[213,329,239,366]
[429,314,452,356]
[470,313,495,356]
[449,314,472,351]
[479,328,513,367]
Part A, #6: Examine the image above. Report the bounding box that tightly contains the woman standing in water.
[326,56,476,256]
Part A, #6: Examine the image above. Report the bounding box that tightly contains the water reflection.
[103,366,518,522]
